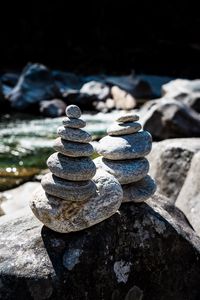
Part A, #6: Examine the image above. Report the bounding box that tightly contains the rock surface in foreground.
[176,151,200,235]
[1,194,200,300]
[148,138,200,201]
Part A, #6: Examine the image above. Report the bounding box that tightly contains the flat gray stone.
[63,117,86,129]
[94,156,149,184]
[97,131,152,160]
[41,173,96,201]
[30,169,123,233]
[107,122,141,136]
[122,175,157,203]
[65,105,81,119]
[53,137,94,157]
[117,113,139,123]
[47,152,96,181]
[57,126,92,143]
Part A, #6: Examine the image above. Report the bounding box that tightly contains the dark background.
[1,1,200,77]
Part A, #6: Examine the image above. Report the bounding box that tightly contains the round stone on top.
[117,113,139,123]
[66,105,82,119]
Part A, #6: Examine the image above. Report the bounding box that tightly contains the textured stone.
[140,98,200,139]
[122,175,156,203]
[30,169,123,233]
[1,194,200,300]
[47,152,96,181]
[63,117,86,129]
[97,131,152,160]
[65,105,81,119]
[41,173,96,202]
[148,138,200,201]
[57,126,92,143]
[111,86,136,110]
[94,156,149,184]
[117,113,139,123]
[80,81,110,101]
[107,122,141,136]
[53,138,94,157]
[176,151,200,234]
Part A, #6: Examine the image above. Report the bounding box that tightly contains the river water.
[0,111,121,191]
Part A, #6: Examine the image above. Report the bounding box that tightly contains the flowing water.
[0,111,121,191]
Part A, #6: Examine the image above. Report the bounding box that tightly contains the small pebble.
[117,113,139,123]
[66,105,82,119]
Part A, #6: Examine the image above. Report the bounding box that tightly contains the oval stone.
[53,138,94,157]
[122,175,157,203]
[94,156,149,184]
[117,113,139,123]
[57,126,92,143]
[47,152,96,181]
[107,122,141,136]
[66,105,81,119]
[97,131,152,160]
[30,169,123,233]
[63,117,86,129]
[41,173,96,201]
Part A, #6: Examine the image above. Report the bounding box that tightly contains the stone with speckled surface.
[57,126,92,143]
[30,169,123,233]
[63,117,86,129]
[95,156,149,184]
[41,173,96,201]
[66,105,81,119]
[122,175,156,203]
[97,131,152,160]
[107,122,141,136]
[53,137,94,157]
[47,152,96,181]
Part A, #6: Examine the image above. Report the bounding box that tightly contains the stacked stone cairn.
[95,113,156,202]
[30,105,123,233]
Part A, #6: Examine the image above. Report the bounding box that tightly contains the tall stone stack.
[95,113,156,202]
[30,105,123,233]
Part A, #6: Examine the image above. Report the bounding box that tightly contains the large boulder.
[162,79,200,113]
[148,138,200,201]
[39,99,66,117]
[0,194,200,300]
[8,63,61,111]
[176,151,200,235]
[140,98,200,140]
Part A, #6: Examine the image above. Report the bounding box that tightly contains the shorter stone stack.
[30,105,123,233]
[95,113,156,202]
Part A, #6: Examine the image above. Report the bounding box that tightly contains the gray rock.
[30,169,122,233]
[95,157,149,184]
[162,79,200,113]
[80,81,110,101]
[122,175,156,203]
[57,126,92,143]
[140,98,200,139]
[1,194,200,299]
[117,113,139,123]
[41,173,96,202]
[47,152,96,181]
[66,104,82,119]
[53,137,94,157]
[176,151,200,234]
[39,99,66,117]
[148,138,200,201]
[111,86,136,110]
[107,122,141,136]
[7,63,60,111]
[0,182,39,215]
[97,131,152,160]
[63,117,86,129]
